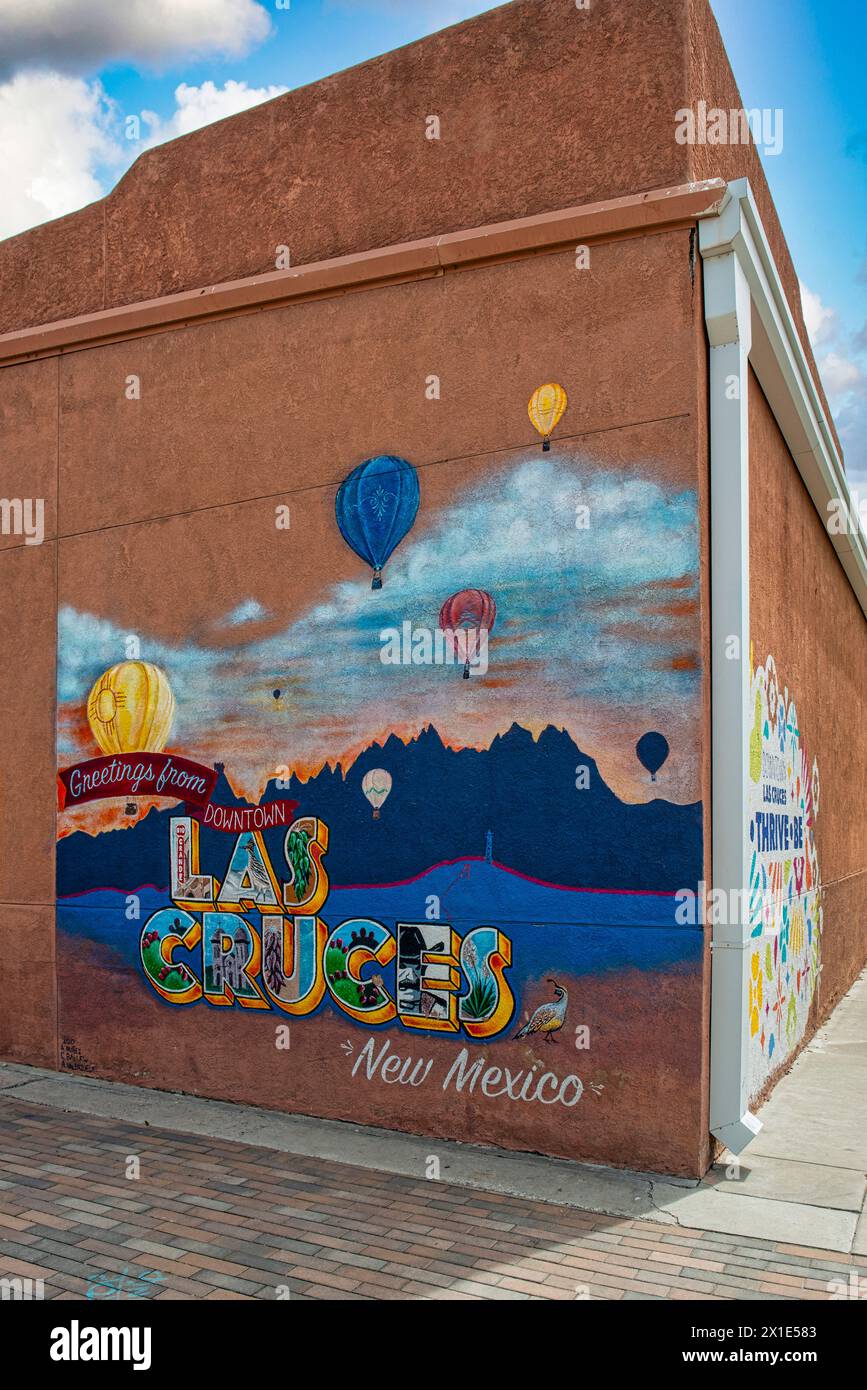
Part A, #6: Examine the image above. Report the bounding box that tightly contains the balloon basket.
[542,438,551,452]
[373,808,380,819]
[371,570,383,590]
[462,663,470,680]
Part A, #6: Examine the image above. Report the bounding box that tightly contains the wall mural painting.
[335,453,420,589]
[55,414,706,1141]
[747,650,822,1097]
[527,382,568,452]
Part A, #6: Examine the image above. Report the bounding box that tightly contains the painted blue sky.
[0,0,863,483]
[57,452,702,810]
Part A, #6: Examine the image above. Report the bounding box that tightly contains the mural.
[335,454,419,589]
[438,588,496,679]
[528,382,568,452]
[636,731,670,784]
[747,650,822,1097]
[55,436,706,1163]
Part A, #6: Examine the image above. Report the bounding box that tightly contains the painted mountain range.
[57,724,702,897]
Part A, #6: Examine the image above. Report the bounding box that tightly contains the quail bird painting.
[514,979,569,1043]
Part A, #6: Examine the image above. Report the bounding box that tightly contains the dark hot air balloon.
[636,731,669,782]
[335,455,420,589]
[439,589,496,679]
[273,690,282,701]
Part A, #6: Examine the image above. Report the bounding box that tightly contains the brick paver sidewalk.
[0,1096,861,1301]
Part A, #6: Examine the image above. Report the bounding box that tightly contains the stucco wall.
[0,0,850,1181]
[0,225,713,1175]
[0,0,823,425]
[747,371,867,1100]
[0,358,59,1067]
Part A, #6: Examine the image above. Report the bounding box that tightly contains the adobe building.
[0,0,864,1178]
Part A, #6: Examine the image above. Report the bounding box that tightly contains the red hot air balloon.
[438,589,496,679]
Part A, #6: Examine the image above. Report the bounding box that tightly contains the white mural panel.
[747,653,822,1098]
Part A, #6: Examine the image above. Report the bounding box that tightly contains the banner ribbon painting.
[57,754,219,810]
[184,799,300,833]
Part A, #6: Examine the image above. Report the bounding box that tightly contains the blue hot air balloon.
[335,455,420,589]
[636,731,670,783]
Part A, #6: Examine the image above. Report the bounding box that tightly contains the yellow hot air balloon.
[528,382,568,451]
[362,768,392,820]
[87,661,175,755]
[86,662,175,815]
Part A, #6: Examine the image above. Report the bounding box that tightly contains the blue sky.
[713,0,866,324]
[0,0,864,481]
[711,0,867,482]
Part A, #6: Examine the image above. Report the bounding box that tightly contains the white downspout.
[700,193,762,1153]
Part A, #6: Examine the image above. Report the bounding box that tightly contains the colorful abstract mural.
[54,441,706,1164]
[747,651,823,1097]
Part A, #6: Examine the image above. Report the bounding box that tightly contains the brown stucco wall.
[0,358,59,1066]
[0,224,712,1176]
[749,371,867,1057]
[0,0,851,1180]
[0,0,826,431]
[0,0,684,331]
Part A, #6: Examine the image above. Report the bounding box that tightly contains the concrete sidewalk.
[1,969,864,1260]
[706,970,867,1256]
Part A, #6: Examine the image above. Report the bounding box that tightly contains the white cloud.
[799,281,838,348]
[223,599,271,627]
[0,0,282,239]
[818,351,864,399]
[57,454,702,799]
[0,70,119,238]
[0,73,288,239]
[60,456,699,740]
[139,79,287,149]
[798,284,867,490]
[0,0,488,242]
[0,0,272,79]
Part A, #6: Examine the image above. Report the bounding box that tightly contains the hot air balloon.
[273,689,282,701]
[86,661,175,814]
[362,768,392,819]
[636,731,670,783]
[335,455,420,589]
[528,382,568,451]
[439,588,496,679]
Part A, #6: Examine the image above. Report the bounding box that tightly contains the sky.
[0,0,864,486]
[57,449,703,827]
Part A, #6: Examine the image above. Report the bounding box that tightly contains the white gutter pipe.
[700,222,762,1153]
[699,180,867,1153]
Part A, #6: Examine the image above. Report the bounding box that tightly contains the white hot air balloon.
[362,768,392,819]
